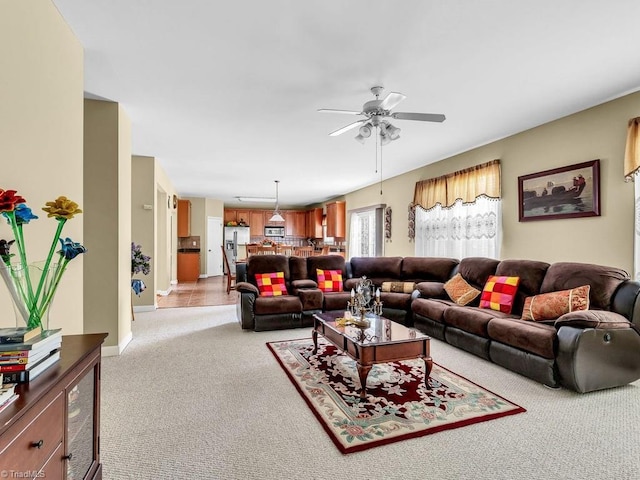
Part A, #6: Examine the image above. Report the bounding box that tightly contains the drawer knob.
[64,452,73,461]
[31,439,44,449]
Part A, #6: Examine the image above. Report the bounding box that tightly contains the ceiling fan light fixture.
[359,124,372,138]
[386,122,401,140]
[354,133,366,144]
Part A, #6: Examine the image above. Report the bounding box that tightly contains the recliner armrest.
[554,310,633,330]
[291,279,318,293]
[415,281,446,299]
[236,282,259,295]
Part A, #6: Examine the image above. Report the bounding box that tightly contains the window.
[413,160,501,259]
[348,205,384,258]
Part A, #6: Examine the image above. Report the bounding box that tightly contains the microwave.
[264,226,285,237]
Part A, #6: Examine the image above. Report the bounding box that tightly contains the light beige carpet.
[100,305,640,479]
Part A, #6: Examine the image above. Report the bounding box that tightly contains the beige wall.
[155,162,178,290]
[84,99,132,352]
[0,0,84,332]
[345,90,640,272]
[184,197,225,276]
[117,107,132,349]
[132,156,156,308]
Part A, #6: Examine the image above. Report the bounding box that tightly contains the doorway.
[207,217,223,276]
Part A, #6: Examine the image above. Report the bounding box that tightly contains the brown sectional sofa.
[235,254,640,393]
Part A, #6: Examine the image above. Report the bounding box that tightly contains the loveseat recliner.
[236,254,640,393]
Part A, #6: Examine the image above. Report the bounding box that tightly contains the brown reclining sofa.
[236,254,640,393]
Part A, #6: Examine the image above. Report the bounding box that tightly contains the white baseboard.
[133,305,155,313]
[101,331,133,357]
[157,284,174,296]
[199,274,208,278]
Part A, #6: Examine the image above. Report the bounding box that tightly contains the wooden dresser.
[0,333,107,479]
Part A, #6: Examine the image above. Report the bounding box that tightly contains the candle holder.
[347,276,383,323]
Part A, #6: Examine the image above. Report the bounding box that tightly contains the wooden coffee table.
[312,311,432,398]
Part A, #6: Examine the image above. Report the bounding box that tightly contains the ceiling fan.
[318,86,446,143]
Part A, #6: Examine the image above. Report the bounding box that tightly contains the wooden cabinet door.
[284,211,295,236]
[177,253,200,282]
[294,211,307,237]
[178,200,191,237]
[249,210,265,237]
[223,209,237,225]
[307,208,323,238]
[326,201,345,238]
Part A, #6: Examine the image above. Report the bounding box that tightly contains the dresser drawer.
[0,391,64,472]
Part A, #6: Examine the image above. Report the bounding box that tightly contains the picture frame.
[518,159,600,222]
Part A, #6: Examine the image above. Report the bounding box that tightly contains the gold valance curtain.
[413,159,501,209]
[625,117,640,180]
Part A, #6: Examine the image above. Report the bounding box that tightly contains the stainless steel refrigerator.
[224,226,250,274]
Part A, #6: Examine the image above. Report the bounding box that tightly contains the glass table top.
[315,311,428,345]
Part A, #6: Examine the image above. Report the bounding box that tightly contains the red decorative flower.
[0,189,26,213]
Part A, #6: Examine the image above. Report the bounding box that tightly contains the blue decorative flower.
[131,278,147,296]
[13,203,39,225]
[58,237,87,260]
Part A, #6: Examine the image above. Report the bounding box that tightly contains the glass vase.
[0,260,59,332]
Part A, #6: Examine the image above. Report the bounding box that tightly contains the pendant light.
[269,180,285,222]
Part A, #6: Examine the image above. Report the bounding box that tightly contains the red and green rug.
[267,338,526,454]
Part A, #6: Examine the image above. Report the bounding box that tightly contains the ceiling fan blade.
[392,112,446,122]
[379,92,407,111]
[329,119,367,136]
[317,108,362,115]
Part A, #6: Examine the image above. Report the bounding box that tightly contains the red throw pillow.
[255,272,288,296]
[316,269,343,293]
[479,275,520,314]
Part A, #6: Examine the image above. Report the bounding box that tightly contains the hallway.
[156,275,238,308]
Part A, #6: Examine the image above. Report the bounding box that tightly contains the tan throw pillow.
[381,281,416,294]
[521,285,590,321]
[444,273,481,306]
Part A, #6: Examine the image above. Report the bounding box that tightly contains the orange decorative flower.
[42,196,83,220]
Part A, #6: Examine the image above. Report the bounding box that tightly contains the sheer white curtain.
[635,176,640,282]
[626,117,640,282]
[415,195,501,259]
[348,210,377,258]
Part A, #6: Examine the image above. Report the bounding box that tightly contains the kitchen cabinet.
[249,210,265,236]
[177,252,200,282]
[0,334,107,480]
[294,211,307,237]
[224,209,238,225]
[178,199,191,237]
[326,201,346,238]
[285,211,307,237]
[306,208,323,238]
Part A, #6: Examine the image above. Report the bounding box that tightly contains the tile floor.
[156,275,238,308]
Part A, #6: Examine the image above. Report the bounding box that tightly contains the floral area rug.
[267,338,526,454]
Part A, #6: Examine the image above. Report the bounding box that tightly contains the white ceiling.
[52,0,640,208]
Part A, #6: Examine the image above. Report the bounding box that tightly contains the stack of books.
[0,377,18,413]
[0,327,62,384]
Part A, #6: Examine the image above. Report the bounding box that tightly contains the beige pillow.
[521,285,590,321]
[444,273,481,306]
[381,281,416,294]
